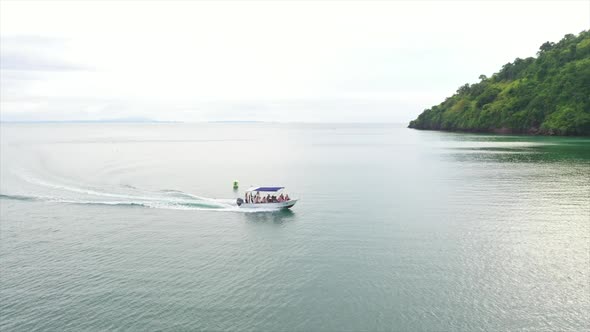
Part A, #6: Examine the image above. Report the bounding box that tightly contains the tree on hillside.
[409,30,590,136]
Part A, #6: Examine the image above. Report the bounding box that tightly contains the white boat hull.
[240,199,297,209]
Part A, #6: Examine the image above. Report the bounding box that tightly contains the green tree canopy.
[409,30,590,136]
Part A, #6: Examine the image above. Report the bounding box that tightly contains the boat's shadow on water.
[243,209,296,224]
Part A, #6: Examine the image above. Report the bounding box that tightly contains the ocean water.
[1,123,589,331]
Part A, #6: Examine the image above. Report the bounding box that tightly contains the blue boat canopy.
[247,186,285,192]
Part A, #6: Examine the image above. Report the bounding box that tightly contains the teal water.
[1,123,589,331]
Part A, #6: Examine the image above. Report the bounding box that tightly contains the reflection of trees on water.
[445,141,590,164]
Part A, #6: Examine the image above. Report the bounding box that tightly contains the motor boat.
[236,186,297,209]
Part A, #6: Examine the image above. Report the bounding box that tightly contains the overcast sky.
[1,0,589,122]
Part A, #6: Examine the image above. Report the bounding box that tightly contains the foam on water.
[1,173,281,213]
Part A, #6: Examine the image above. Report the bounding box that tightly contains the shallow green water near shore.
[1,123,589,331]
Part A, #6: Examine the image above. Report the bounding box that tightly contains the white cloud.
[1,0,589,122]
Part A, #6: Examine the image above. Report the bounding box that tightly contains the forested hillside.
[409,30,590,135]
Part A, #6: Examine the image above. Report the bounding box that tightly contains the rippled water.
[1,123,589,331]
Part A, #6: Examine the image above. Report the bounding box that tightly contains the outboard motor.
[236,198,244,206]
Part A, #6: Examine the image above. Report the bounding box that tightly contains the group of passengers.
[245,192,290,204]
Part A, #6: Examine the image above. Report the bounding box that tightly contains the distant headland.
[409,30,590,136]
[0,117,179,124]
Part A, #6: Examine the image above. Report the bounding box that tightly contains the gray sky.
[1,0,589,122]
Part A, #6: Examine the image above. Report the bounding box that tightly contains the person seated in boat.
[284,194,290,201]
[278,194,284,202]
[266,194,271,202]
[271,195,277,202]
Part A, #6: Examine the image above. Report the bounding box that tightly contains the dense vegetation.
[409,30,590,135]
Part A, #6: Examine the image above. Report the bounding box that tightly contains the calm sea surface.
[1,123,589,331]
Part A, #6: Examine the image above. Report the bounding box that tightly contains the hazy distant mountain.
[1,117,176,123]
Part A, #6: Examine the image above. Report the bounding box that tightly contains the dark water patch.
[244,209,296,224]
[0,194,40,202]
